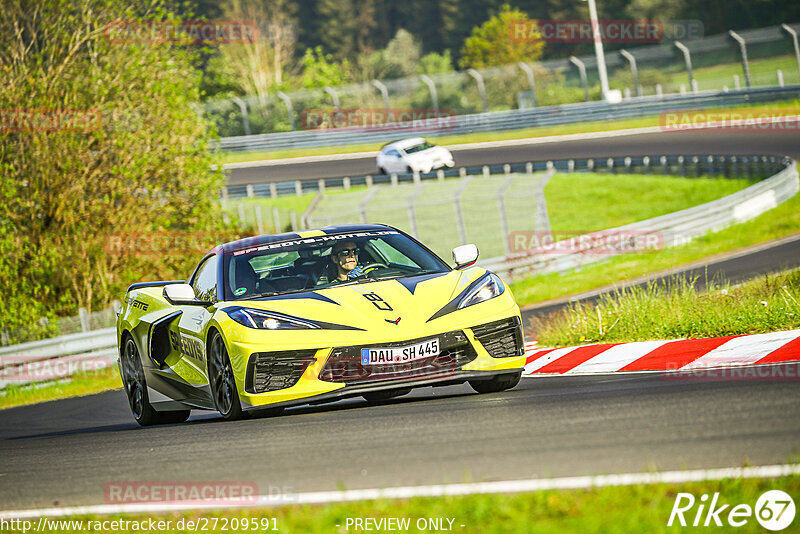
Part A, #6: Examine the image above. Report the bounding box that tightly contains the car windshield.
[224,229,450,300]
[402,141,434,154]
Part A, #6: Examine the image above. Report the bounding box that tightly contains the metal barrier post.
[323,86,340,110]
[518,62,538,107]
[273,207,281,232]
[497,176,514,255]
[728,31,752,89]
[453,178,472,245]
[372,80,390,114]
[674,42,695,93]
[467,69,488,113]
[781,24,800,78]
[231,97,251,136]
[419,75,439,117]
[569,56,590,101]
[276,91,295,131]
[619,50,641,97]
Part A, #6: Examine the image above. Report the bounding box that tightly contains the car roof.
[381,137,427,151]
[216,224,396,253]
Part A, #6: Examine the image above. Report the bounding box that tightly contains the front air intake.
[472,317,524,358]
[245,350,316,394]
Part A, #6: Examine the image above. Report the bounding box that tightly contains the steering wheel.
[360,262,388,276]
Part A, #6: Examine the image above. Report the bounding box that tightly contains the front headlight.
[458,273,505,309]
[225,307,319,330]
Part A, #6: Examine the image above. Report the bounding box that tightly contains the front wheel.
[120,336,190,426]
[208,331,246,420]
[469,372,521,394]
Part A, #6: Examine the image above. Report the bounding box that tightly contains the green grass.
[510,191,800,307]
[0,366,121,410]
[31,474,800,532]
[220,99,800,164]
[545,174,754,234]
[534,268,800,347]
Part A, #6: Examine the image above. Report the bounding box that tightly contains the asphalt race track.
[1,366,799,511]
[226,129,800,185]
[1,129,799,512]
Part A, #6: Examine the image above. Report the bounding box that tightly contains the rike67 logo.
[668,490,795,530]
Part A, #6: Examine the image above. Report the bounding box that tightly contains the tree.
[0,0,226,332]
[299,46,352,88]
[459,4,544,68]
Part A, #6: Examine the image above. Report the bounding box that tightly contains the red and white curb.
[522,329,800,376]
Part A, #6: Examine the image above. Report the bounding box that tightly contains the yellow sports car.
[116,225,525,425]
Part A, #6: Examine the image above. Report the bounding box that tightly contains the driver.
[323,240,365,284]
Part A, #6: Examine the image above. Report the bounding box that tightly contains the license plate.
[361,338,440,365]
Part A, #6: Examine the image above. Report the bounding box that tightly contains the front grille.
[245,350,316,394]
[320,330,477,384]
[472,317,524,358]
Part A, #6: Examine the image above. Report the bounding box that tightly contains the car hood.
[226,267,488,332]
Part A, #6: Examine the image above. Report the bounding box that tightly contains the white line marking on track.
[2,464,798,519]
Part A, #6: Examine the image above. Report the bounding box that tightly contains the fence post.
[643,156,650,174]
[372,80,390,114]
[366,175,373,187]
[536,169,555,240]
[343,176,351,190]
[459,167,467,178]
[419,75,439,117]
[569,56,590,101]
[733,75,741,90]
[269,183,277,198]
[518,62,538,107]
[294,180,303,196]
[318,178,326,193]
[728,30,752,89]
[619,49,641,97]
[453,177,472,245]
[674,42,695,92]
[79,308,89,332]
[273,207,281,232]
[407,184,426,238]
[526,162,533,174]
[467,68,488,113]
[255,205,265,234]
[437,169,445,182]
[276,91,295,131]
[497,176,515,255]
[656,84,663,97]
[237,202,246,225]
[781,24,800,79]
[246,184,255,198]
[390,173,398,186]
[503,164,511,174]
[231,96,251,136]
[323,86,340,110]
[482,165,490,178]
[290,211,298,231]
[778,69,784,87]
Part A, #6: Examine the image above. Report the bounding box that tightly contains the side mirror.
[163,284,211,306]
[453,244,479,269]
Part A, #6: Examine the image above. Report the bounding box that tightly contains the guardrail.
[483,155,799,280]
[216,85,800,153]
[0,328,117,389]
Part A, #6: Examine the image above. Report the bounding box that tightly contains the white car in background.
[376,138,455,175]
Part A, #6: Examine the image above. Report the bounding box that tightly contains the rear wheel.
[362,388,411,403]
[208,331,246,420]
[469,372,521,394]
[378,166,387,175]
[120,335,190,426]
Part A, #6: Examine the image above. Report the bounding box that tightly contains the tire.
[208,330,246,420]
[362,388,411,403]
[468,372,521,394]
[378,167,387,175]
[120,335,190,426]
[406,166,413,174]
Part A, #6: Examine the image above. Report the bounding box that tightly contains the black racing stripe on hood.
[395,272,448,295]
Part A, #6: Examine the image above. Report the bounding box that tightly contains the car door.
[384,149,404,172]
[164,255,218,405]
